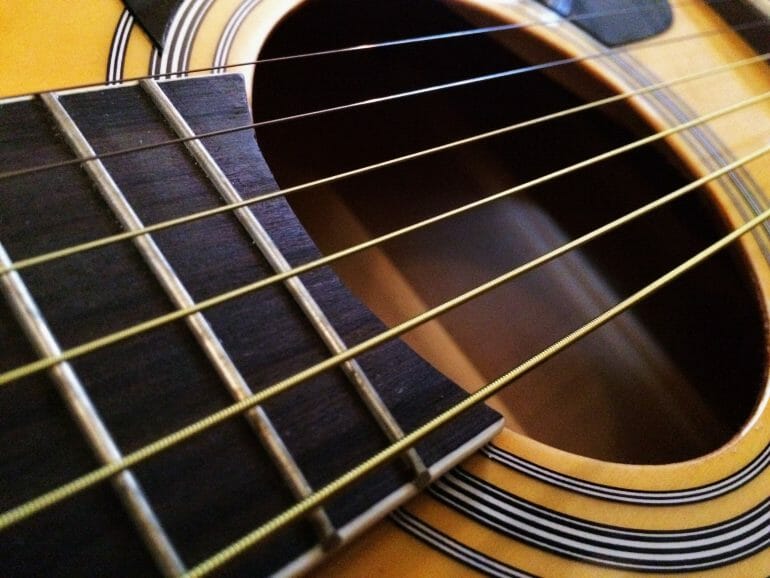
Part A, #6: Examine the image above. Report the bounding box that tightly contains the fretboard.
[0,74,502,576]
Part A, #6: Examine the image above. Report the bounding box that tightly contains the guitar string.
[184,179,770,578]
[0,100,768,536]
[1,50,768,281]
[0,79,768,388]
[0,0,738,101]
[217,0,721,63]
[1,17,767,184]
[0,8,765,574]
[0,4,766,573]
[0,1,764,548]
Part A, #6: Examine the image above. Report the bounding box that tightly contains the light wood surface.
[1,0,769,575]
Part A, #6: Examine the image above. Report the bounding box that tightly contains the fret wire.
[141,78,431,488]
[0,3,764,569]
[2,84,768,390]
[0,0,738,102]
[1,133,768,537]
[0,3,763,569]
[185,195,770,578]
[247,406,340,548]
[0,241,186,577]
[2,18,767,185]
[1,50,768,280]
[40,91,341,549]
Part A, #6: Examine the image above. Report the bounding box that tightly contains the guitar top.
[1,0,770,576]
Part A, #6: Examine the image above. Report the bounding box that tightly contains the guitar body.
[2,0,770,576]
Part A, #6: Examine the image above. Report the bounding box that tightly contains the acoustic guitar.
[1,0,770,575]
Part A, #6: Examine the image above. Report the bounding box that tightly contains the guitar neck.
[0,73,501,576]
[2,0,770,576]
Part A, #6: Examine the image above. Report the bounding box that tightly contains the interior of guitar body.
[252,0,766,464]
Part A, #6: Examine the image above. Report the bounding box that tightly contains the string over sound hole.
[254,0,765,464]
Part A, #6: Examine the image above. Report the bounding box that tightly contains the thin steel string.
[0,0,763,567]
[0,0,737,101]
[0,84,768,388]
[1,51,768,280]
[183,168,770,577]
[0,127,768,537]
[1,17,767,184]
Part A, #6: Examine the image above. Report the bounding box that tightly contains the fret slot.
[141,78,430,489]
[0,240,185,578]
[41,91,340,549]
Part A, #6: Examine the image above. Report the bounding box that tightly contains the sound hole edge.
[253,0,766,464]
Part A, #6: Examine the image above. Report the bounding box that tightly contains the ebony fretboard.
[0,74,501,576]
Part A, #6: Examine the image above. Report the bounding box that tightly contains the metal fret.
[0,242,186,578]
[141,78,430,489]
[39,91,340,548]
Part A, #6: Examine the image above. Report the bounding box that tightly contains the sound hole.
[253,0,765,463]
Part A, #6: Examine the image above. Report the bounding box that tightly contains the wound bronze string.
[2,7,770,568]
[0,126,768,542]
[185,179,770,577]
[1,84,768,388]
[0,52,768,281]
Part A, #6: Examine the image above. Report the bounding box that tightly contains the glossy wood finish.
[1,0,770,575]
